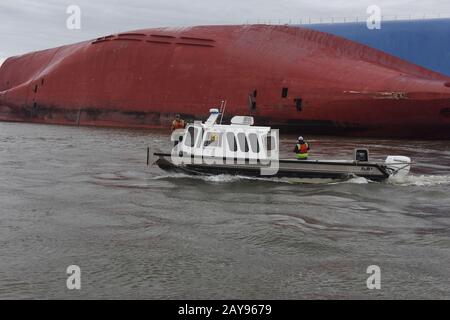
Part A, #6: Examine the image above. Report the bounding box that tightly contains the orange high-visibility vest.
[172,119,185,130]
[297,143,308,154]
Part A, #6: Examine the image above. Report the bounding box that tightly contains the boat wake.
[342,177,370,184]
[152,173,360,185]
[152,172,450,187]
[387,174,450,187]
[152,173,273,183]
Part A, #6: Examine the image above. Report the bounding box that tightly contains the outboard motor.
[385,156,411,177]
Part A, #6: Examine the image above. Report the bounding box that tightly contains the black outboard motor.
[355,148,369,162]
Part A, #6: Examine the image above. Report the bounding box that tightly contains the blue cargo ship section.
[306,18,450,76]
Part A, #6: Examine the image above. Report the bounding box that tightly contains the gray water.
[0,121,450,299]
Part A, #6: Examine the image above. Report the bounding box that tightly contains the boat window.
[282,87,288,98]
[204,132,222,148]
[184,126,196,147]
[196,128,205,148]
[226,132,237,152]
[237,132,249,152]
[266,135,275,151]
[248,133,260,153]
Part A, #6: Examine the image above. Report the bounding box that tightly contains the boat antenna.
[219,100,227,124]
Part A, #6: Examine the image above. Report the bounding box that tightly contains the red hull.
[1,25,450,138]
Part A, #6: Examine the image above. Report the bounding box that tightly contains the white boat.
[154,109,412,182]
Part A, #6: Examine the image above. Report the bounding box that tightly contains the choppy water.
[0,122,449,299]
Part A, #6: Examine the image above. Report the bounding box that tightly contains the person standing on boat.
[171,114,186,131]
[294,136,310,160]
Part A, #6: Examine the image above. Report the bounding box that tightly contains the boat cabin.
[177,109,278,160]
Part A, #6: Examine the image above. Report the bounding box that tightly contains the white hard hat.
[298,136,304,141]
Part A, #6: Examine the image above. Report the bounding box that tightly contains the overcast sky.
[1,0,450,61]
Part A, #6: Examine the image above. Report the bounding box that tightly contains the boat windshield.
[184,126,201,147]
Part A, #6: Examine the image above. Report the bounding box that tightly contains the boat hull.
[154,153,391,182]
[2,25,450,138]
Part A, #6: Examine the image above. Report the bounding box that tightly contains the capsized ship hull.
[1,25,450,138]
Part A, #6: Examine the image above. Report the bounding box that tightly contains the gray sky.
[1,0,450,61]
